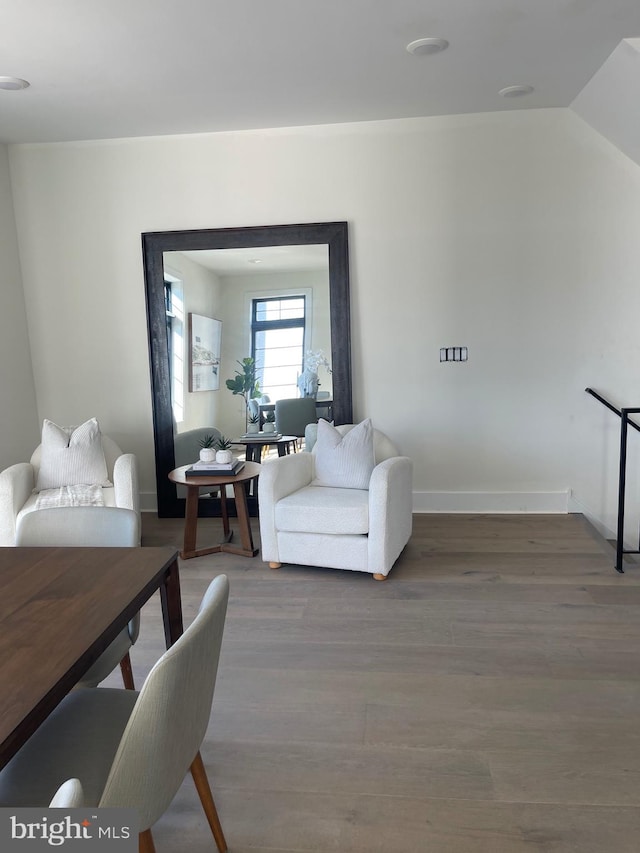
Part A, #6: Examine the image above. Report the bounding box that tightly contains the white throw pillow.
[35,418,111,491]
[313,418,375,489]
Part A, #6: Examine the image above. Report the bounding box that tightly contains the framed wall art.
[188,313,222,392]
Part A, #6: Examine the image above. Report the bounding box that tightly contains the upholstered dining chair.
[15,506,141,690]
[49,779,84,808]
[274,397,318,449]
[0,574,230,853]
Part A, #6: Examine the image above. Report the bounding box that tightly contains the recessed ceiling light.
[498,84,534,98]
[248,258,262,264]
[406,38,449,56]
[0,76,30,91]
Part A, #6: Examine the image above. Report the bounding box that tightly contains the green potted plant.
[215,435,234,464]
[198,433,217,463]
[263,410,276,434]
[247,413,260,435]
[225,357,261,430]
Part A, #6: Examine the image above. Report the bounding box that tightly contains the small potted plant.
[199,434,217,463]
[215,435,234,464]
[263,411,276,434]
[247,413,260,435]
[225,357,261,432]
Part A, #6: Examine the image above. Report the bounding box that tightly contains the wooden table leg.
[181,486,224,560]
[182,486,200,557]
[159,554,184,648]
[219,487,232,542]
[221,480,259,557]
[176,471,259,560]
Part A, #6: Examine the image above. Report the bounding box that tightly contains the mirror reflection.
[142,222,352,517]
[164,244,332,442]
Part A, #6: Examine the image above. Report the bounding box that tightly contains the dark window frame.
[251,295,307,394]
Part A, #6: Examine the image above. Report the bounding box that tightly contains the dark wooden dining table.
[0,545,182,770]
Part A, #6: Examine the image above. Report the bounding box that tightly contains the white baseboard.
[412,490,570,514]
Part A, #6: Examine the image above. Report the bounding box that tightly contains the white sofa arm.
[367,456,413,577]
[113,453,140,543]
[0,463,36,546]
[258,452,315,562]
[113,453,138,510]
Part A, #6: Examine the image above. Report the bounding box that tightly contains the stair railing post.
[616,410,630,573]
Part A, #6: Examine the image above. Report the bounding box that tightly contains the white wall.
[163,251,222,433]
[0,144,39,467]
[8,109,640,536]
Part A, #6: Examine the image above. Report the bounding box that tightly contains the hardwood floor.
[112,513,640,852]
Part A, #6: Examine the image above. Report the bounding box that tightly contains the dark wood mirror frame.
[142,221,353,517]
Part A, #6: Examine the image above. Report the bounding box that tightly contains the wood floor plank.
[488,746,640,805]
[153,788,640,853]
[201,740,494,801]
[118,511,640,852]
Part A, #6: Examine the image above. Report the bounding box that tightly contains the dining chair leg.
[139,829,156,853]
[119,653,135,690]
[190,751,227,853]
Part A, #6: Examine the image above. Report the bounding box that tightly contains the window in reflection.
[164,275,185,424]
[252,295,306,401]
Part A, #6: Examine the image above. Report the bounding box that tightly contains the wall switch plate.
[440,346,468,362]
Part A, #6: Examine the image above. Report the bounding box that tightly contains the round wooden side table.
[168,461,261,559]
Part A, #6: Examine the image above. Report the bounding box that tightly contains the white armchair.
[0,433,139,547]
[258,423,412,579]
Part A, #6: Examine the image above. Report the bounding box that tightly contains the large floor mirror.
[143,221,353,517]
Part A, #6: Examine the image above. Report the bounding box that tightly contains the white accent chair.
[16,506,141,690]
[0,433,139,547]
[0,574,230,853]
[258,423,413,580]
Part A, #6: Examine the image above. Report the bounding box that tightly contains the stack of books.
[186,459,245,476]
[241,432,282,441]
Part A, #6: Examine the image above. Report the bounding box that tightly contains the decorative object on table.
[263,411,276,433]
[247,413,260,434]
[186,458,245,476]
[215,435,234,464]
[297,349,332,399]
[188,313,222,392]
[198,433,217,463]
[225,357,261,431]
[240,433,282,442]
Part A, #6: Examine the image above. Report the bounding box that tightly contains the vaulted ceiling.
[1,0,639,162]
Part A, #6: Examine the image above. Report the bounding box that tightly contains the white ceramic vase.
[199,448,216,463]
[216,449,233,464]
[247,422,260,434]
[263,422,275,434]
